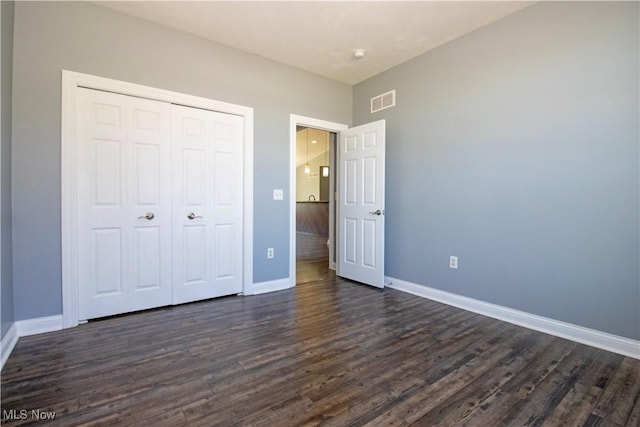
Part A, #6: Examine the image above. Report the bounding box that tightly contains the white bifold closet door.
[77,88,173,319]
[171,105,243,304]
[77,88,243,320]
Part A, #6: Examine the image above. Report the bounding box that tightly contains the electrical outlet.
[267,248,274,259]
[273,189,284,200]
[450,256,458,269]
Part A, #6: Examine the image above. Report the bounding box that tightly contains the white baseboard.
[16,315,64,337]
[1,315,65,371]
[385,276,640,360]
[250,278,292,295]
[1,323,19,370]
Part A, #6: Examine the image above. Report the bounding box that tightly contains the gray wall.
[1,1,15,339]
[11,1,352,320]
[354,1,639,340]
[8,1,639,342]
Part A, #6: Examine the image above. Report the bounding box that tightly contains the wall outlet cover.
[450,256,458,269]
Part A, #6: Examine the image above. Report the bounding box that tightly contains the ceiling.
[94,1,534,85]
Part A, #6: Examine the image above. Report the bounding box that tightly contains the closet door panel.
[172,105,243,304]
[77,88,172,320]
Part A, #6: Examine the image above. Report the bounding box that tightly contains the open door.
[337,120,385,288]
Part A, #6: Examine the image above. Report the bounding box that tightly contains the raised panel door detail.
[345,135,358,153]
[363,131,377,149]
[214,151,234,206]
[344,218,357,265]
[133,227,161,290]
[134,143,159,206]
[184,225,206,284]
[94,140,122,206]
[184,149,206,206]
[133,109,160,132]
[362,220,376,269]
[215,224,234,279]
[93,228,123,296]
[183,118,206,138]
[214,123,234,143]
[362,156,377,206]
[345,159,358,205]
[94,103,120,127]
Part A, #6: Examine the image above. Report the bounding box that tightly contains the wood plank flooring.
[296,232,333,285]
[1,235,639,426]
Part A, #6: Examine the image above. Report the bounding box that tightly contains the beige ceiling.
[94,1,534,85]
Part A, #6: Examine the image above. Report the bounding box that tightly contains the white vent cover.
[370,90,396,113]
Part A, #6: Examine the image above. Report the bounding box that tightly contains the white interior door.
[77,88,172,320]
[172,105,244,304]
[337,120,386,288]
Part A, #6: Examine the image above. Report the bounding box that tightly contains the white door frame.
[289,115,348,286]
[61,70,254,328]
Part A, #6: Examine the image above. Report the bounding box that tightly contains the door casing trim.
[61,70,254,328]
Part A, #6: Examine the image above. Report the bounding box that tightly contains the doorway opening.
[289,115,348,287]
[295,126,335,284]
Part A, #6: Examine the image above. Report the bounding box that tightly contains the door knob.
[138,212,155,220]
[187,212,203,220]
[369,209,382,216]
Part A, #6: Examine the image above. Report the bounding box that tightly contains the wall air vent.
[370,90,396,113]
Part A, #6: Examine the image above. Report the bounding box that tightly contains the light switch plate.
[273,189,284,200]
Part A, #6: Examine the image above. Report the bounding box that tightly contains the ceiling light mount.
[353,49,366,60]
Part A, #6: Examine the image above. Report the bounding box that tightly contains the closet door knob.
[138,212,155,220]
[187,212,203,220]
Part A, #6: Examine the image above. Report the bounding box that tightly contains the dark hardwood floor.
[1,235,639,426]
[296,232,333,285]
